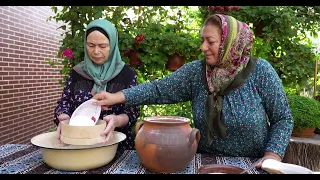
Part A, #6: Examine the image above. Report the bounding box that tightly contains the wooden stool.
[283,134,320,171]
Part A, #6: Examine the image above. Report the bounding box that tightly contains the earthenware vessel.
[135,116,200,173]
[198,164,245,174]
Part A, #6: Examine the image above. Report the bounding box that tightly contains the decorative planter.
[291,128,316,138]
[128,50,142,67]
[254,21,266,38]
[166,54,185,71]
[208,6,240,14]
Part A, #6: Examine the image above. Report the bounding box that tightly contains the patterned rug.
[0,144,267,174]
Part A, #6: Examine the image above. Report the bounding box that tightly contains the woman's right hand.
[57,113,70,143]
[92,91,126,109]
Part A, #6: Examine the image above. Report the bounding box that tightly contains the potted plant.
[118,31,142,67]
[158,30,201,71]
[132,23,171,72]
[288,95,320,138]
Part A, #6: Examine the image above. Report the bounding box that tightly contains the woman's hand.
[57,113,70,144]
[92,91,126,109]
[100,114,129,143]
[256,152,282,168]
[101,114,119,143]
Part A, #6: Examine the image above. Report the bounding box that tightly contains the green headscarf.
[73,19,125,95]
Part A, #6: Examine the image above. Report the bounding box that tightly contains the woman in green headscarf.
[53,19,140,153]
[92,14,293,170]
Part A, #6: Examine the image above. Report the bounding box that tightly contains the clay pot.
[128,50,142,67]
[166,54,185,71]
[135,116,200,173]
[291,128,316,138]
[254,21,266,38]
[198,164,246,174]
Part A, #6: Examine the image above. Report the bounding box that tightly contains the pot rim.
[143,116,190,123]
[31,131,126,150]
[198,164,244,174]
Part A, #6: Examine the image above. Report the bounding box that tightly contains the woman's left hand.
[256,152,282,168]
[101,114,119,143]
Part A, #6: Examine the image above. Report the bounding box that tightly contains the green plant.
[159,31,201,61]
[288,95,320,129]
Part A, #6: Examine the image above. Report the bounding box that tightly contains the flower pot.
[291,128,316,138]
[128,50,142,67]
[166,54,185,71]
[315,128,320,134]
[254,21,265,38]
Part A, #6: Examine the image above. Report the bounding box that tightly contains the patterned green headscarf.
[203,14,256,142]
[74,19,125,95]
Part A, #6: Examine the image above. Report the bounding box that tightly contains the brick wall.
[0,6,65,144]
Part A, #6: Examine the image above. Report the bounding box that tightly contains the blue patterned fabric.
[0,144,266,174]
[122,59,293,158]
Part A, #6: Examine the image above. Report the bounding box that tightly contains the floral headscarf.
[203,14,256,141]
[206,14,253,96]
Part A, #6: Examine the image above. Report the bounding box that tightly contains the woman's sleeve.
[53,71,74,126]
[121,63,194,106]
[257,60,294,158]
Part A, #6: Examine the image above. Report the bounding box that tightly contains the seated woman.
[53,19,140,154]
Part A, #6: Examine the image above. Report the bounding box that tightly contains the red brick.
[3,76,14,80]
[3,93,14,99]
[20,72,28,75]
[2,48,14,53]
[9,35,19,41]
[0,33,8,38]
[3,39,14,44]
[9,26,20,32]
[15,50,24,54]
[0,23,9,29]
[15,32,26,38]
[19,47,29,51]
[3,67,14,71]
[3,10,15,18]
[9,89,19,93]
[0,43,9,48]
[0,6,63,144]
[15,41,25,46]
[9,54,19,59]
[2,29,14,35]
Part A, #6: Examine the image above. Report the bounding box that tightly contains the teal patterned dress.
[122,59,293,158]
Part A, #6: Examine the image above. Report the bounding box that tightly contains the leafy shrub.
[288,95,320,129]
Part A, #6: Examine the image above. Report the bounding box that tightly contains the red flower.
[61,48,73,59]
[134,34,145,45]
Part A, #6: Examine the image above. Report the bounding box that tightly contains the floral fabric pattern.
[206,14,253,96]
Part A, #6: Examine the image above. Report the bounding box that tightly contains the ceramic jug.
[135,116,200,173]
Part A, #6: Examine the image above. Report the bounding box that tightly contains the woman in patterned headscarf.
[53,19,140,154]
[92,14,293,168]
